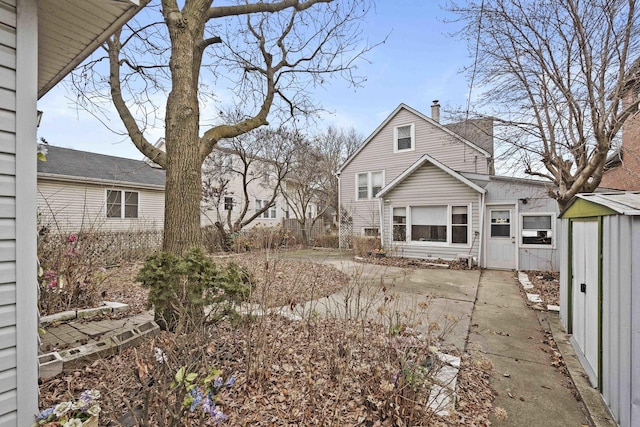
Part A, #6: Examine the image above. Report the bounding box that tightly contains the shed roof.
[562,192,640,217]
[377,152,486,198]
[37,145,165,189]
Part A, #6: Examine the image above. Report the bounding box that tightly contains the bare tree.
[449,0,640,209]
[72,0,375,254]
[202,125,298,248]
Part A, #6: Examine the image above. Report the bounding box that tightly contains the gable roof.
[37,145,165,189]
[562,192,640,217]
[339,103,492,173]
[377,153,486,198]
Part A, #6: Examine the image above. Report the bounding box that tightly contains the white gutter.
[478,192,485,268]
[378,197,384,247]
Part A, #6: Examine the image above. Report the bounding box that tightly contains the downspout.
[337,172,342,248]
[378,197,384,247]
[478,192,485,268]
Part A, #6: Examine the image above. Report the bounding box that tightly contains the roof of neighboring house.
[563,192,640,216]
[339,103,492,173]
[38,145,165,189]
[377,153,486,198]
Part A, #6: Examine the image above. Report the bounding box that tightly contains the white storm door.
[486,206,516,269]
[571,220,599,386]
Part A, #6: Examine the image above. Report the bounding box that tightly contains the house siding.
[0,0,18,423]
[341,107,489,237]
[484,179,559,271]
[37,179,164,233]
[382,163,480,261]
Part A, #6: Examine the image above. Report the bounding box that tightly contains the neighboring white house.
[1,0,146,424]
[338,102,560,271]
[37,145,165,233]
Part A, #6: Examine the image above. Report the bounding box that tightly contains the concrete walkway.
[468,269,590,426]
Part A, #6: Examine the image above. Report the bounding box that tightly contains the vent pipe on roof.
[431,100,440,123]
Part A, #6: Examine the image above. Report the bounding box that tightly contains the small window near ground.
[522,214,553,246]
[490,210,511,237]
[363,227,379,237]
[451,206,469,244]
[411,206,447,242]
[392,207,406,241]
[395,124,414,152]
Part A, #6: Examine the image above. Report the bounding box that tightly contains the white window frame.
[106,189,139,219]
[519,212,555,248]
[393,123,415,153]
[355,170,385,200]
[362,227,379,237]
[390,204,472,247]
[255,199,277,219]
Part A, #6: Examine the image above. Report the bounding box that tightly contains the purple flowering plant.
[172,366,234,424]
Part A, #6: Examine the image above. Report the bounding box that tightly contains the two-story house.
[339,102,560,271]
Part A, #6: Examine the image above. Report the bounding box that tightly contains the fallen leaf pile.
[525,270,560,306]
[356,256,473,271]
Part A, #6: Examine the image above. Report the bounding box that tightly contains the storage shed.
[559,192,640,427]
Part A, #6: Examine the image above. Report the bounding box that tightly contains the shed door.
[486,206,516,269]
[571,220,599,387]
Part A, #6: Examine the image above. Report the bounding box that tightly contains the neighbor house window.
[356,171,384,200]
[411,206,447,242]
[521,214,553,246]
[394,123,415,152]
[392,207,406,242]
[255,199,277,219]
[224,196,234,211]
[106,190,138,219]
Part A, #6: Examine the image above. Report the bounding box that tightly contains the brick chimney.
[431,100,440,123]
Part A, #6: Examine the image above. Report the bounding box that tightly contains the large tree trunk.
[162,6,206,254]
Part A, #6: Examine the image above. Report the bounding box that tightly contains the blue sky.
[37,1,474,160]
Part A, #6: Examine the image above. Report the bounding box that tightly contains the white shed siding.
[382,163,480,260]
[0,0,18,422]
[342,108,488,237]
[600,215,638,427]
[37,179,164,232]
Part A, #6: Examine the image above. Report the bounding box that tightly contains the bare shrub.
[353,236,381,257]
[313,233,339,248]
[231,225,297,252]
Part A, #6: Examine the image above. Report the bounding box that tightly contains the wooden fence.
[281,218,325,243]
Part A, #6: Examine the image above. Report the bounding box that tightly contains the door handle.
[580,283,586,293]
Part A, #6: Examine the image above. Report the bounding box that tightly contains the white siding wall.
[600,215,640,427]
[37,180,164,233]
[485,179,559,271]
[0,1,17,423]
[201,158,288,229]
[341,108,489,237]
[382,163,480,261]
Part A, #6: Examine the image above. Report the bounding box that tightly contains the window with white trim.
[255,199,277,219]
[106,190,138,219]
[411,206,447,242]
[392,205,470,246]
[355,171,384,200]
[363,227,379,237]
[521,214,553,246]
[392,207,406,242]
[394,123,415,152]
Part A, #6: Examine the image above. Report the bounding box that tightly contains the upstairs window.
[255,199,277,219]
[224,196,234,211]
[107,190,138,219]
[394,123,415,152]
[356,171,384,200]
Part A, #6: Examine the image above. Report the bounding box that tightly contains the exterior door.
[571,220,599,387]
[486,205,516,269]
